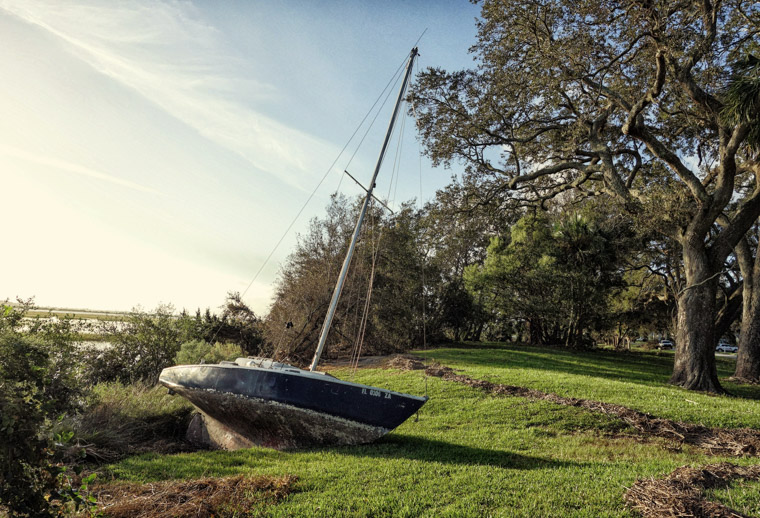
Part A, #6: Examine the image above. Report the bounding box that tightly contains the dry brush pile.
[90,474,298,518]
[624,463,760,518]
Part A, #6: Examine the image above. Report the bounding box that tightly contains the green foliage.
[265,195,434,362]
[58,471,99,517]
[722,54,760,152]
[84,296,264,385]
[466,211,628,347]
[0,322,84,517]
[419,183,512,342]
[177,292,264,356]
[174,340,244,365]
[0,333,58,516]
[83,304,183,385]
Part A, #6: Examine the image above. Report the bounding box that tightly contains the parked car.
[716,343,738,353]
[657,339,675,350]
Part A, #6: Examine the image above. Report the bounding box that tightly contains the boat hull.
[160,362,427,450]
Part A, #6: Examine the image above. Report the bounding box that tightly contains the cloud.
[0,144,159,194]
[0,0,336,189]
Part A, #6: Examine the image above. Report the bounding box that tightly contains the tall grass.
[70,383,194,462]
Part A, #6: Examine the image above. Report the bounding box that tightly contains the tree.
[264,194,365,362]
[419,182,513,341]
[177,292,264,356]
[411,0,760,392]
[465,215,563,345]
[733,226,760,380]
[465,210,626,347]
[722,53,760,380]
[265,192,485,361]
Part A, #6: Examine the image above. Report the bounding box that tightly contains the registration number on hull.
[362,388,391,399]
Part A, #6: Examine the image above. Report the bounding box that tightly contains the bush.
[0,332,81,517]
[83,297,264,385]
[176,292,265,356]
[83,304,183,385]
[174,340,245,365]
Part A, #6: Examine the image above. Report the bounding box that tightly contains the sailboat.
[159,47,427,450]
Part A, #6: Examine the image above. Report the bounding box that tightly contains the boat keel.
[176,386,390,450]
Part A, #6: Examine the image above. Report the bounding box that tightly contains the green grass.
[707,479,760,516]
[101,344,760,517]
[417,343,760,428]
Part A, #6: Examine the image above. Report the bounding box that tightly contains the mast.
[309,47,419,372]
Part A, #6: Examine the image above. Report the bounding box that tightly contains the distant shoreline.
[5,302,132,318]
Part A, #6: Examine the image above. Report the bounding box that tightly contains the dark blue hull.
[160,360,427,450]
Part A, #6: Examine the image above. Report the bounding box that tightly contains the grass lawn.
[102,344,760,517]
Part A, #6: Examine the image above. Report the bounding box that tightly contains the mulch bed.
[624,463,760,518]
[387,355,760,457]
[92,474,297,517]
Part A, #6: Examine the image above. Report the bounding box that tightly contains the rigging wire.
[349,98,410,376]
[335,59,407,196]
[349,200,377,376]
[390,109,406,206]
[411,55,429,400]
[221,53,410,347]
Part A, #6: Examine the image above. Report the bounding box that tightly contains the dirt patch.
[392,357,760,457]
[384,354,428,370]
[321,355,389,369]
[92,474,297,517]
[624,463,760,517]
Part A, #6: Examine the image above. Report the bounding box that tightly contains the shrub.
[83,297,264,386]
[176,292,265,356]
[0,332,81,517]
[174,340,245,365]
[83,304,183,385]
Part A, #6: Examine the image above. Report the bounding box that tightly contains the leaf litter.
[90,474,297,517]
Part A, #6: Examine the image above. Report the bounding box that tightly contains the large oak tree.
[411,0,759,392]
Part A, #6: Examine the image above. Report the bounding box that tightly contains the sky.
[0,0,480,315]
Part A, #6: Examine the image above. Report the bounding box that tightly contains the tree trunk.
[714,283,743,341]
[527,318,543,345]
[669,244,723,393]
[736,237,760,381]
[736,306,760,380]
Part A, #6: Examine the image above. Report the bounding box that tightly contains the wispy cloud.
[0,144,159,194]
[0,0,334,189]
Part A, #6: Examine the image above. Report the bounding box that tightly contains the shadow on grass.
[332,434,581,471]
[110,435,581,483]
[422,344,676,387]
[418,344,760,400]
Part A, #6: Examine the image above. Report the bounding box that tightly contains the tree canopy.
[410,0,760,392]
